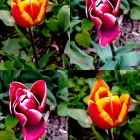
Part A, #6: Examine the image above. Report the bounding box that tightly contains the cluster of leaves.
[0,70,68,139]
[0,0,70,70]
[68,70,140,140]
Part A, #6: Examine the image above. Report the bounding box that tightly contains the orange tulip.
[10,0,47,28]
[87,79,130,129]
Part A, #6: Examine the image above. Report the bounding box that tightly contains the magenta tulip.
[9,80,47,140]
[86,0,120,47]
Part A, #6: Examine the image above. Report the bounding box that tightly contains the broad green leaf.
[42,28,51,37]
[20,51,31,62]
[0,63,6,70]
[39,50,56,69]
[75,30,91,48]
[64,39,70,56]
[100,59,118,70]
[46,19,58,32]
[28,46,38,57]
[111,86,119,95]
[5,114,19,128]
[58,5,70,32]
[120,0,130,13]
[26,62,36,70]
[119,52,140,70]
[2,39,21,56]
[14,24,30,47]
[57,102,68,116]
[85,78,96,92]
[70,20,81,33]
[74,26,82,32]
[4,60,16,70]
[0,123,5,129]
[45,64,57,70]
[0,10,15,26]
[68,109,92,128]
[130,6,140,20]
[116,43,138,55]
[124,130,134,140]
[0,128,16,140]
[81,18,94,31]
[91,41,112,63]
[70,41,94,70]
[0,71,11,83]
[46,89,57,110]
[130,0,140,7]
[63,55,70,70]
[11,70,21,81]
[128,117,140,135]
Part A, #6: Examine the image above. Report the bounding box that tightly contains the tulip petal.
[30,80,47,113]
[10,0,21,5]
[85,0,92,17]
[87,79,110,103]
[34,0,47,26]
[102,13,116,28]
[22,117,46,140]
[11,2,33,28]
[111,96,122,123]
[26,109,42,125]
[97,21,120,47]
[111,0,121,16]
[114,94,130,127]
[9,82,28,114]
[88,100,113,129]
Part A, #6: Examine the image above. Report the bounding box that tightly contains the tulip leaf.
[119,52,140,70]
[130,0,140,6]
[81,18,94,31]
[70,20,81,33]
[2,39,21,56]
[57,102,68,116]
[58,5,70,32]
[46,89,57,110]
[0,71,12,83]
[128,117,140,135]
[70,41,95,70]
[20,51,31,62]
[99,59,118,70]
[5,114,19,128]
[63,55,70,70]
[90,41,113,63]
[120,0,130,13]
[64,39,70,56]
[68,109,92,128]
[75,30,91,48]
[0,128,16,140]
[39,50,56,69]
[124,130,134,140]
[0,10,15,26]
[130,7,140,20]
[116,43,139,55]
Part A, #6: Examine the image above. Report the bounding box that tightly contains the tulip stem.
[110,42,115,61]
[28,28,39,69]
[108,129,113,140]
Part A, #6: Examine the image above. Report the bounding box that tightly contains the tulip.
[9,80,47,140]
[87,79,130,129]
[10,0,47,28]
[85,0,120,47]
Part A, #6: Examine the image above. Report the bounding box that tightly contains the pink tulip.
[86,0,120,47]
[9,80,47,140]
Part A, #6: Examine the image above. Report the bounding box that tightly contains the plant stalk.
[108,129,113,140]
[28,28,39,69]
[110,42,115,61]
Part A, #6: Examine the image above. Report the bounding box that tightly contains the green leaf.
[90,41,112,63]
[81,18,94,31]
[75,30,91,48]
[58,5,70,32]
[85,78,96,92]
[57,102,68,116]
[39,50,56,68]
[130,6,140,20]
[0,123,5,129]
[0,10,15,26]
[28,46,38,57]
[5,114,19,128]
[120,0,130,13]
[68,109,92,128]
[100,59,118,70]
[119,52,140,70]
[14,24,30,47]
[42,28,51,37]
[0,128,16,140]
[0,71,11,83]
[70,41,94,70]
[46,89,57,110]
[128,117,140,135]
[25,62,36,70]
[111,86,120,95]
[123,129,134,140]
[70,20,81,33]
[116,43,138,55]
[0,63,7,70]
[130,0,140,7]
[64,39,70,56]
[46,19,58,32]
[63,55,70,70]
[2,39,21,56]
[4,60,16,70]
[20,51,31,62]
[45,64,57,70]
